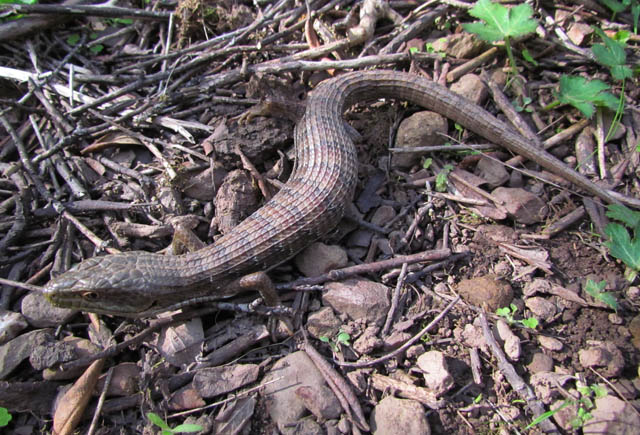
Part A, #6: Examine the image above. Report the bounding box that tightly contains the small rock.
[626,286,640,304]
[391,111,448,169]
[346,229,374,249]
[181,163,227,201]
[527,352,554,373]
[456,275,513,312]
[450,74,488,105]
[496,320,521,361]
[41,337,101,380]
[168,384,206,411]
[578,341,624,377]
[523,279,552,297]
[431,33,486,59]
[262,351,340,432]
[213,170,259,234]
[323,278,390,325]
[193,364,260,398]
[0,310,28,345]
[306,307,342,339]
[475,156,509,188]
[524,297,557,323]
[491,187,548,224]
[295,242,348,277]
[370,396,431,435]
[21,292,76,328]
[629,314,640,350]
[454,319,487,351]
[416,351,454,396]
[96,362,141,397]
[295,385,342,421]
[550,397,579,431]
[538,335,563,351]
[370,205,396,227]
[608,313,623,325]
[353,325,383,354]
[0,329,52,380]
[585,395,640,434]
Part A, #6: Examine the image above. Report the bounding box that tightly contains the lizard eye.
[82,291,99,300]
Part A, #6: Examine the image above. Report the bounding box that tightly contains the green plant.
[604,204,640,282]
[0,407,11,427]
[496,304,539,329]
[319,330,351,352]
[585,279,619,311]
[435,164,454,192]
[591,27,631,140]
[525,383,607,429]
[462,0,538,76]
[146,412,202,435]
[552,75,618,118]
[600,0,639,33]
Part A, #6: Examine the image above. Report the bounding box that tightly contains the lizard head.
[43,253,159,317]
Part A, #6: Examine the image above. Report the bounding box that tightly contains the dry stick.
[447,47,499,83]
[0,114,53,203]
[337,296,460,368]
[303,332,370,432]
[87,366,113,435]
[482,73,540,145]
[88,109,177,179]
[0,4,171,20]
[277,248,451,290]
[381,262,408,336]
[478,312,559,434]
[62,211,121,255]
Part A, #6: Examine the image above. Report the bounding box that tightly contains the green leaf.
[147,412,171,430]
[337,332,351,345]
[600,0,627,14]
[462,0,537,42]
[521,48,538,65]
[496,307,510,317]
[606,204,640,232]
[435,164,453,192]
[422,157,433,169]
[172,423,204,433]
[66,34,80,45]
[557,75,618,118]
[409,46,419,54]
[596,291,619,311]
[0,407,12,427]
[592,27,632,80]
[591,384,608,398]
[605,223,640,270]
[90,44,104,54]
[521,317,539,329]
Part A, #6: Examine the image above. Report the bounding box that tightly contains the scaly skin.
[43,70,620,316]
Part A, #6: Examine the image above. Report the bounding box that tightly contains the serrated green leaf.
[598,292,619,310]
[591,27,631,80]
[557,75,617,118]
[463,0,537,42]
[462,21,504,41]
[606,204,640,231]
[604,223,640,270]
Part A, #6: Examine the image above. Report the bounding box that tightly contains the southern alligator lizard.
[44,70,622,316]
